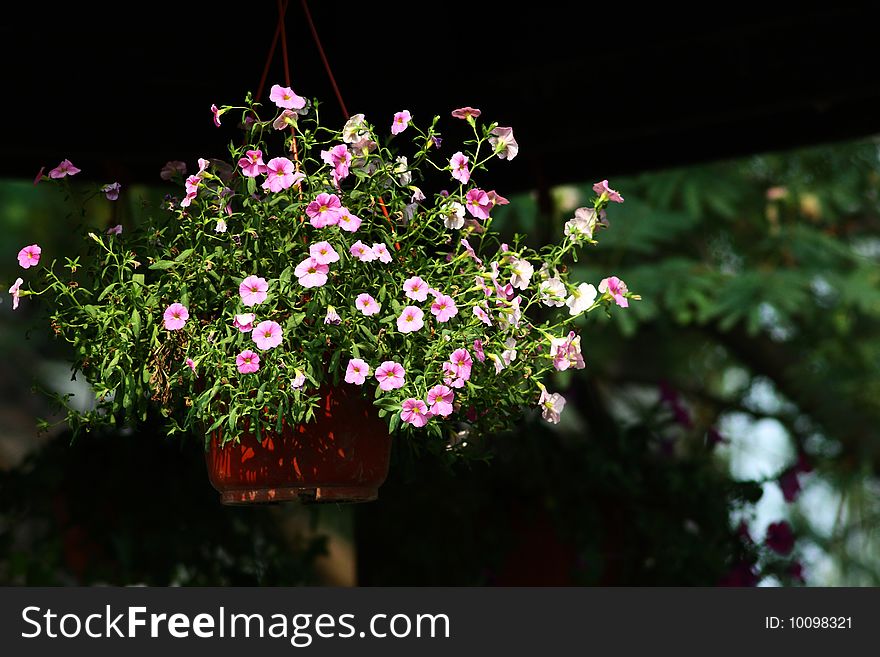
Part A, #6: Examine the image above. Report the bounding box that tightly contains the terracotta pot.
[205,386,392,504]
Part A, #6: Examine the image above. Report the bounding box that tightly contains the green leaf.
[174,248,195,263]
[131,308,141,339]
[148,260,177,270]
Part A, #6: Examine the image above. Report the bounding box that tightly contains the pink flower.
[451,107,481,120]
[449,348,473,380]
[397,306,425,333]
[309,240,340,265]
[252,320,283,350]
[450,152,470,184]
[355,293,380,316]
[488,126,519,160]
[473,339,485,363]
[487,190,509,207]
[391,110,412,135]
[294,257,329,288]
[101,182,121,201]
[306,193,343,227]
[593,180,624,203]
[262,157,304,193]
[538,387,566,424]
[350,240,377,262]
[211,104,222,127]
[106,224,123,235]
[372,243,393,263]
[403,276,429,302]
[400,398,431,427]
[431,294,458,322]
[550,331,585,371]
[272,109,298,130]
[269,84,306,110]
[442,361,465,389]
[345,358,370,385]
[375,361,405,391]
[324,306,341,325]
[48,159,81,179]
[460,238,483,265]
[17,244,41,269]
[473,304,492,326]
[184,174,201,196]
[8,277,23,310]
[163,303,189,330]
[465,188,491,220]
[599,276,629,308]
[291,369,307,389]
[426,385,454,417]
[338,207,362,232]
[236,349,261,374]
[182,358,195,374]
[233,313,255,332]
[239,275,269,306]
[33,167,45,185]
[320,144,352,180]
[239,149,269,178]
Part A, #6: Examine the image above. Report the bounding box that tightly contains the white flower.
[394,156,412,186]
[539,277,566,307]
[342,113,367,144]
[538,387,566,424]
[509,258,534,290]
[566,282,598,316]
[215,218,228,233]
[501,337,517,366]
[291,369,306,390]
[564,207,599,241]
[443,201,466,230]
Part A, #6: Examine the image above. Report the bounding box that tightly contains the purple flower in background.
[765,521,795,556]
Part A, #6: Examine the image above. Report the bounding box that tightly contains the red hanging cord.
[256,0,289,103]
[300,0,349,119]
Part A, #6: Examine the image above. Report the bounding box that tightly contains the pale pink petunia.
[197,158,211,175]
[473,304,492,326]
[355,293,380,316]
[33,167,45,185]
[211,104,222,127]
[272,109,298,130]
[106,224,123,235]
[487,190,510,207]
[599,276,629,308]
[565,207,599,240]
[8,277,23,310]
[539,277,567,307]
[375,361,405,391]
[451,107,481,120]
[236,349,261,374]
[184,174,201,196]
[309,240,340,265]
[294,257,329,288]
[185,358,196,373]
[238,149,269,178]
[372,243,393,263]
[252,320,283,350]
[448,348,473,380]
[539,387,566,424]
[391,110,412,135]
[269,84,306,110]
[593,180,624,203]
[239,275,269,306]
[233,313,256,332]
[464,188,492,220]
[101,182,121,201]
[550,331,585,371]
[350,240,377,262]
[48,159,81,179]
[442,361,465,389]
[400,398,431,427]
[342,113,368,144]
[345,358,370,385]
[426,385,454,417]
[473,339,486,363]
[510,258,534,290]
[487,353,505,375]
[460,238,483,265]
[501,337,518,366]
[320,144,352,180]
[17,244,41,269]
[403,276,429,302]
[431,294,458,323]
[324,305,341,325]
[443,201,466,229]
[215,218,228,233]
[337,207,362,232]
[163,303,189,330]
[291,369,307,389]
[449,152,470,184]
[488,126,519,161]
[262,157,304,193]
[306,192,343,227]
[396,306,425,333]
[566,282,598,315]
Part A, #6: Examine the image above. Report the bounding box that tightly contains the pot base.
[219,485,379,505]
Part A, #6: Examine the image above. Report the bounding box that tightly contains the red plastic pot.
[205,386,392,504]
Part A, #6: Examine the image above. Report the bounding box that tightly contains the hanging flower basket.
[206,384,391,503]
